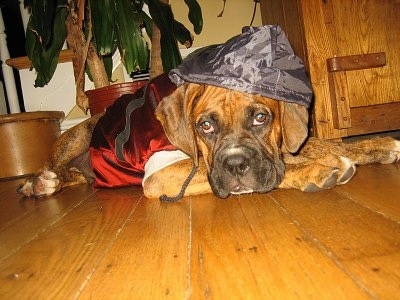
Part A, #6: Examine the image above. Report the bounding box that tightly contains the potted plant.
[1,0,202,179]
[23,0,203,113]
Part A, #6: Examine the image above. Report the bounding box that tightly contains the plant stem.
[149,0,169,79]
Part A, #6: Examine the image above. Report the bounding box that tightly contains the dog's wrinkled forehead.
[169,25,313,108]
[193,86,279,119]
[191,86,281,137]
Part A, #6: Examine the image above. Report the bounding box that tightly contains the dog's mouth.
[208,144,284,198]
[230,184,254,195]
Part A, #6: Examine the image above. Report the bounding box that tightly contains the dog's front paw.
[382,139,400,164]
[18,170,61,197]
[372,137,400,164]
[280,157,357,192]
[335,156,357,185]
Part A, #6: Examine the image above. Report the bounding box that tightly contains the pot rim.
[84,80,149,96]
[0,111,65,124]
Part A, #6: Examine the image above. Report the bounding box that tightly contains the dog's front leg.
[279,136,400,192]
[143,158,212,199]
[340,136,400,165]
[17,115,102,197]
[279,153,347,192]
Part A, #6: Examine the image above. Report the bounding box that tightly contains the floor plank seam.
[1,179,49,228]
[269,195,379,299]
[334,189,400,225]
[185,198,193,300]
[237,197,268,294]
[0,192,95,264]
[73,194,144,299]
[1,208,32,231]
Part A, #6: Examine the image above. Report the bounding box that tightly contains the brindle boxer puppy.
[145,83,400,198]
[18,83,400,200]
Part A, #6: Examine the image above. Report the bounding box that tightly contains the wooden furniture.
[260,0,400,139]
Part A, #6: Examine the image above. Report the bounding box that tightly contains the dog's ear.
[155,83,204,166]
[279,101,309,153]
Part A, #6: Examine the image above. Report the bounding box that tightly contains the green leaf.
[26,3,69,87]
[139,10,154,40]
[90,0,116,55]
[115,0,149,73]
[173,20,193,48]
[103,54,114,82]
[25,21,39,61]
[25,0,58,48]
[184,0,203,35]
[148,0,182,72]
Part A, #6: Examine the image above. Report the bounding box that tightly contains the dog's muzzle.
[209,144,284,198]
[223,150,251,178]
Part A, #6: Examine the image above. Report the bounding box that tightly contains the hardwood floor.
[0,163,399,299]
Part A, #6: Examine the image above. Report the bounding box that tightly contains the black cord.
[217,0,226,17]
[159,164,198,202]
[250,0,260,26]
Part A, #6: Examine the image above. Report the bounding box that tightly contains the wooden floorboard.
[79,196,191,299]
[335,164,400,223]
[0,163,399,299]
[0,182,96,261]
[189,193,368,299]
[271,179,400,299]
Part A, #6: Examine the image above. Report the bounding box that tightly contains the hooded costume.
[89,25,313,189]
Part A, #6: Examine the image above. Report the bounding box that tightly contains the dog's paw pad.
[42,170,58,180]
[17,180,34,197]
[303,172,337,192]
[376,139,400,164]
[303,183,323,192]
[337,157,356,184]
[391,140,400,163]
[38,172,60,188]
[302,168,339,192]
[321,171,339,189]
[337,166,356,184]
[18,171,60,197]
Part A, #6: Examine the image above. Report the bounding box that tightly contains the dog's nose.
[223,153,250,177]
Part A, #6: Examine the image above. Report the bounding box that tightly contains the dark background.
[1,0,27,112]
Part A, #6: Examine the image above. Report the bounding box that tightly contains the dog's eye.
[253,113,267,126]
[200,121,214,134]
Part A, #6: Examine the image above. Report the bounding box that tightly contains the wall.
[171,0,262,47]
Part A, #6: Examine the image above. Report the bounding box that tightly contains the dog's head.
[155,83,309,198]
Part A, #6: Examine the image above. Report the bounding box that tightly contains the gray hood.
[169,25,313,108]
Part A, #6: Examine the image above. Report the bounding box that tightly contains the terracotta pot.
[0,111,65,179]
[86,80,148,115]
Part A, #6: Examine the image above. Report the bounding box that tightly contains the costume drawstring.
[159,164,198,202]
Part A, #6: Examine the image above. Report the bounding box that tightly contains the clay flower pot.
[0,111,64,178]
[86,80,148,115]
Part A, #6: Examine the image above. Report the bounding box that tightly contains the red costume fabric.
[89,74,177,188]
